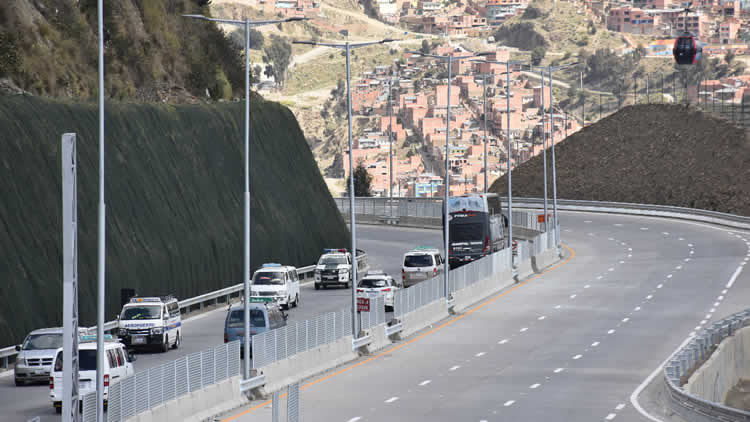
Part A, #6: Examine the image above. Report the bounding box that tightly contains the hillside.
[0,95,349,346]
[0,0,245,101]
[490,104,750,216]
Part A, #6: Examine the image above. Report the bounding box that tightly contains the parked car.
[402,247,444,288]
[49,334,135,414]
[357,271,402,312]
[224,298,288,358]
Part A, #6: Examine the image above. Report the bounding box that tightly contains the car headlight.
[118,328,128,336]
[151,327,164,335]
[17,358,25,366]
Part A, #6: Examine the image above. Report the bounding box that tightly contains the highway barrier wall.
[686,325,750,403]
[664,308,750,422]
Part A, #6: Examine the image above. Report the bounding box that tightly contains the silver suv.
[14,328,64,386]
[402,247,443,288]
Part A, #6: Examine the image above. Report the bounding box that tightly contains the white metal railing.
[98,341,240,422]
[393,274,444,318]
[252,308,352,369]
[448,248,513,294]
[359,296,386,331]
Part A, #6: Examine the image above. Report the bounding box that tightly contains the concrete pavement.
[223,211,750,422]
[0,225,441,422]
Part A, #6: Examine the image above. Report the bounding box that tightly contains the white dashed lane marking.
[449,365,460,371]
[504,400,516,407]
[520,327,529,332]
[573,354,583,360]
[418,380,431,386]
[529,383,540,389]
[347,417,362,422]
[385,397,399,403]
[606,413,617,420]
[554,368,564,373]
[475,352,485,357]
[538,316,546,320]
[591,341,600,347]
[615,403,626,411]
[608,329,616,334]
[498,339,508,344]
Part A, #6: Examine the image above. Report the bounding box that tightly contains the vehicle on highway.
[14,327,66,386]
[357,270,402,312]
[224,298,288,358]
[117,296,182,353]
[50,334,135,414]
[314,249,354,290]
[250,263,300,309]
[444,193,507,269]
[401,247,443,288]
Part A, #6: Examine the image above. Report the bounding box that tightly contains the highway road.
[0,225,442,422]
[225,211,750,422]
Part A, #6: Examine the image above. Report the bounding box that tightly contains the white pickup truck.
[314,248,369,290]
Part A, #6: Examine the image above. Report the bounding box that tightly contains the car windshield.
[359,278,388,288]
[22,333,63,351]
[253,271,284,285]
[404,254,433,267]
[227,309,266,328]
[320,256,347,265]
[55,349,98,372]
[121,306,161,320]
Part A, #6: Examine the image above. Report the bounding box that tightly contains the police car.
[314,249,353,290]
[49,334,135,413]
[357,270,402,312]
[250,264,300,310]
[117,296,182,353]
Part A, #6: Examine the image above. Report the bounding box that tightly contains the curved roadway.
[0,225,442,422]
[222,211,750,422]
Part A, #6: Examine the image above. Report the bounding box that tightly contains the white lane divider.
[615,404,626,411]
[554,368,564,373]
[608,329,616,334]
[606,413,617,420]
[634,306,641,311]
[538,316,546,320]
[657,284,663,289]
[640,227,649,231]
[622,318,630,323]
[520,327,529,332]
[570,294,577,299]
[646,295,653,300]
[676,265,682,270]
[666,274,673,279]
[475,352,485,357]
[662,232,670,235]
[573,354,583,360]
[419,380,431,386]
[592,341,600,347]
[504,400,516,407]
[529,383,540,389]
[597,276,603,280]
[385,397,399,403]
[608,268,615,272]
[619,261,625,264]
[498,339,509,344]
[726,266,743,289]
[347,417,362,422]
[554,305,562,309]
[584,285,591,289]
[449,365,460,371]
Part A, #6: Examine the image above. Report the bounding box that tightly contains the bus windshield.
[450,222,486,242]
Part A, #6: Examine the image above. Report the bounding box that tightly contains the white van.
[250,264,300,310]
[49,335,135,413]
[117,296,181,353]
[402,247,443,288]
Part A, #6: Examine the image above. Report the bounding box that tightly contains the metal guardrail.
[663,309,750,422]
[103,341,240,422]
[239,374,266,393]
[0,264,319,368]
[252,307,352,369]
[359,296,386,331]
[393,273,444,318]
[449,248,513,294]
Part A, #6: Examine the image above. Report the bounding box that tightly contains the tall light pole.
[96,1,105,419]
[407,50,486,298]
[473,59,528,270]
[386,75,400,216]
[295,38,395,339]
[184,13,307,381]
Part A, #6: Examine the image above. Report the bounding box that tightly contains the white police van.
[250,264,300,310]
[117,296,181,353]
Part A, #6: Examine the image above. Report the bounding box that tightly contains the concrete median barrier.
[686,325,750,404]
[257,335,358,395]
[453,270,514,312]
[126,376,245,422]
[515,257,534,281]
[532,248,560,273]
[395,298,450,340]
[362,324,392,354]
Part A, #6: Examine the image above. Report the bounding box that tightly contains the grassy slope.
[0,95,349,345]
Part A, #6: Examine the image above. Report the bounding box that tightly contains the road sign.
[512,240,518,252]
[357,297,370,312]
[537,214,550,223]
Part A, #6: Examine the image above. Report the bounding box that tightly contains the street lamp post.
[96,1,105,420]
[184,13,307,381]
[386,75,400,217]
[296,38,395,339]
[407,50,486,298]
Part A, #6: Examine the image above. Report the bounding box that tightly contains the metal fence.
[252,308,352,370]
[393,274,444,318]
[101,341,240,422]
[664,308,750,421]
[359,295,386,331]
[448,248,513,294]
[335,197,442,218]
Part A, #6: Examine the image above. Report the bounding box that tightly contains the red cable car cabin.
[673,35,699,65]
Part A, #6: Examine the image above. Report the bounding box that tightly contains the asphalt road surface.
[0,224,442,422]
[225,211,750,422]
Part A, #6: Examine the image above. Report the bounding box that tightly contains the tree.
[725,51,735,65]
[228,28,264,50]
[263,35,292,86]
[531,46,546,65]
[420,39,431,55]
[345,162,373,197]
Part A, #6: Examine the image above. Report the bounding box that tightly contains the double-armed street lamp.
[293,38,396,339]
[184,13,308,381]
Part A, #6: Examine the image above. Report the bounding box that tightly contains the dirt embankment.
[490,104,750,217]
